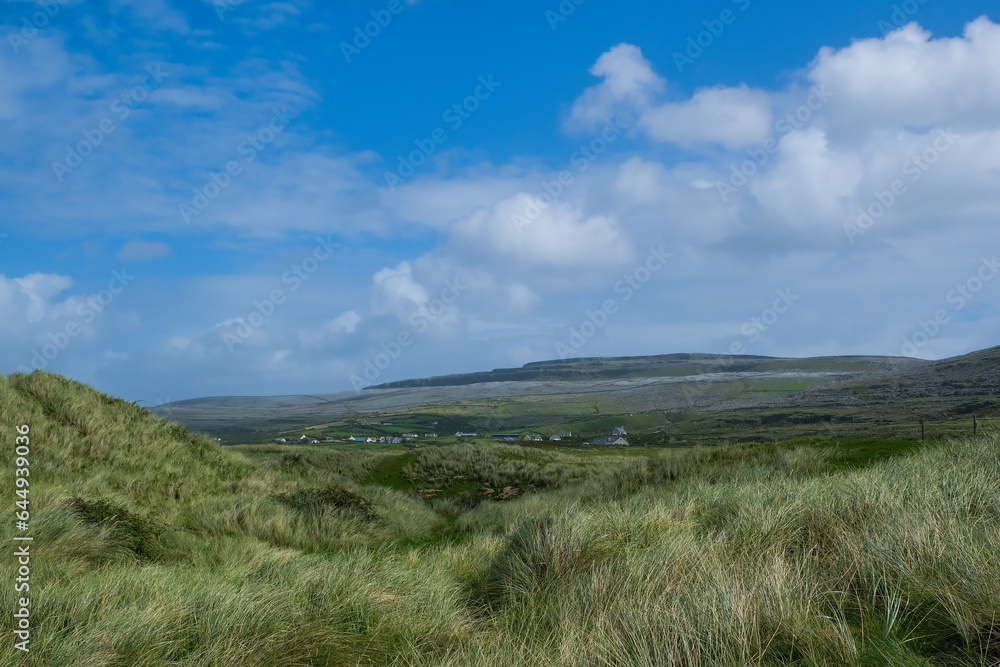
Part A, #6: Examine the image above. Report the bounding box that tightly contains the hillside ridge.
[366,352,925,389]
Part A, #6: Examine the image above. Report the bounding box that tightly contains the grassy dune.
[2,371,999,665]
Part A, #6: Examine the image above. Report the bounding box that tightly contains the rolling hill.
[152,348,998,442]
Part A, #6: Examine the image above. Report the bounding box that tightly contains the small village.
[274,425,631,447]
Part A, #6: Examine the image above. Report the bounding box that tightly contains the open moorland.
[3,357,999,665]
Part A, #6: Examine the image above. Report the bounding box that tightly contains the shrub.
[66,496,166,561]
[272,486,378,522]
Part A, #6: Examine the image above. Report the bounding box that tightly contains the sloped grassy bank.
[1,371,998,665]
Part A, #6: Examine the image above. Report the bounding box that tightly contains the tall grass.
[2,370,998,665]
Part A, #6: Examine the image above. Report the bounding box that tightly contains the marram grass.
[1,371,998,665]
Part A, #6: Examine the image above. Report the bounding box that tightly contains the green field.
[3,370,999,665]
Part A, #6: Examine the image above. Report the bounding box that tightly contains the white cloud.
[328,310,361,334]
[810,18,1000,134]
[611,157,734,244]
[449,194,633,272]
[227,0,311,34]
[0,34,82,122]
[372,261,429,318]
[507,283,541,314]
[0,272,123,378]
[109,0,190,34]
[383,173,531,229]
[639,85,773,149]
[568,43,772,148]
[0,32,321,237]
[568,43,664,130]
[9,273,74,324]
[750,128,864,232]
[117,240,172,261]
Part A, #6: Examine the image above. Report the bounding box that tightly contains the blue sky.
[2,0,999,403]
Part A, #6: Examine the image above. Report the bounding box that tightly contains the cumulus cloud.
[569,20,1000,155]
[610,157,734,244]
[10,273,73,322]
[0,271,125,377]
[810,18,1000,134]
[639,85,773,149]
[295,311,362,350]
[372,261,429,318]
[586,18,1000,248]
[328,310,361,334]
[568,43,664,130]
[750,128,864,232]
[568,43,772,148]
[450,194,633,273]
[367,259,469,339]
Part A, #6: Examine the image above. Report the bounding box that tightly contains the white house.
[591,435,628,446]
[611,426,627,436]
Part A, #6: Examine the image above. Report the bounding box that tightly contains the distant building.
[455,432,478,437]
[402,433,418,440]
[523,434,543,442]
[274,437,287,443]
[611,426,627,436]
[387,436,403,444]
[350,436,368,443]
[549,435,561,441]
[424,433,438,438]
[491,433,520,439]
[555,430,573,438]
[591,435,629,446]
[298,435,310,442]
